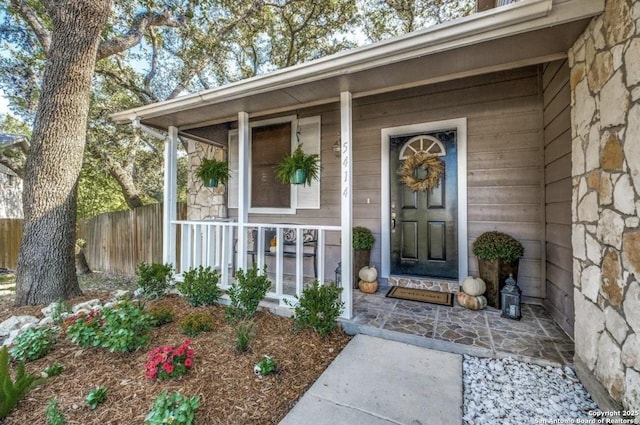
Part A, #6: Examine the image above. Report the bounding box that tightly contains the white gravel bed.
[463,355,599,425]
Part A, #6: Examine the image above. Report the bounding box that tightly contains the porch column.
[236,111,250,271]
[340,92,353,319]
[163,126,178,266]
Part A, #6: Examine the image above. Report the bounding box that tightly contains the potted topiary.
[353,226,375,289]
[196,157,230,188]
[472,231,524,309]
[275,144,320,186]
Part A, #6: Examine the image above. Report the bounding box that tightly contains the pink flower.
[184,358,193,368]
[163,362,174,374]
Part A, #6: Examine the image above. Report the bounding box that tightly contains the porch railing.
[171,220,342,307]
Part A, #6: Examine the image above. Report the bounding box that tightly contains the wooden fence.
[78,203,187,275]
[0,219,22,269]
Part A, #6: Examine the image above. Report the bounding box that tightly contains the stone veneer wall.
[570,0,640,411]
[186,141,227,220]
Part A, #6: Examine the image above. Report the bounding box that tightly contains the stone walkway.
[344,287,574,365]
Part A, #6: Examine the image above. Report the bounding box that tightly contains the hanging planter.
[275,145,320,186]
[196,158,230,189]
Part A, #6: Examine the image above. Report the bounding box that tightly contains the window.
[228,115,321,213]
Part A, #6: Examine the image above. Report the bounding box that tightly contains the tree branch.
[9,0,51,54]
[97,10,186,60]
[143,28,159,94]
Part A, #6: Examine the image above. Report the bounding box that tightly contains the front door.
[390,130,458,279]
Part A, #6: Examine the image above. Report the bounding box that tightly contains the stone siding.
[0,166,23,219]
[570,0,640,411]
[186,141,227,220]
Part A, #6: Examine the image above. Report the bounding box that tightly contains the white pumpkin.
[462,276,486,296]
[358,266,377,282]
[456,292,487,310]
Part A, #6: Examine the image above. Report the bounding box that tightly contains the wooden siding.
[542,60,574,337]
[227,66,547,300]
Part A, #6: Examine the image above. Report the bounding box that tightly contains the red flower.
[163,362,174,374]
[184,358,193,368]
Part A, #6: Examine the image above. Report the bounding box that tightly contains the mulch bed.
[2,294,351,424]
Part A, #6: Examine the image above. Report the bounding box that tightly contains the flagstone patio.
[345,287,574,366]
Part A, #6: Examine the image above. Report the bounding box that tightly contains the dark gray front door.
[390,130,458,279]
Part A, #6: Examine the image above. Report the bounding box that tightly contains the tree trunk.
[15,0,112,306]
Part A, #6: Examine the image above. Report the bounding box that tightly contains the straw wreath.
[397,152,444,192]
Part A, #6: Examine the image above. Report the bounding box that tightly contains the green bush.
[145,391,200,425]
[0,346,45,419]
[290,281,344,337]
[65,302,153,352]
[353,226,375,250]
[46,399,66,425]
[85,386,108,410]
[233,319,253,353]
[177,266,222,306]
[148,305,174,326]
[472,231,524,263]
[225,264,271,322]
[136,262,174,298]
[11,327,57,362]
[179,313,214,337]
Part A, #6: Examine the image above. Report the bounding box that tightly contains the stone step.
[388,275,460,293]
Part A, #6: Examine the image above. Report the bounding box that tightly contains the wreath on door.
[398,151,444,192]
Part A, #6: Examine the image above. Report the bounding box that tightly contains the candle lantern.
[500,273,521,320]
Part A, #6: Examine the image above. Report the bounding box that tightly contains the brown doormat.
[386,286,453,307]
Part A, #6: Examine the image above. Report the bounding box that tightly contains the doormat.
[386,286,453,307]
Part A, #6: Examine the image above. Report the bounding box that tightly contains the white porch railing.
[171,220,342,308]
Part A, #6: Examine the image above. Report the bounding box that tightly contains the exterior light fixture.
[501,273,521,320]
[333,140,341,157]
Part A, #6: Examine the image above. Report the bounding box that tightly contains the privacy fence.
[78,203,187,275]
[0,219,22,269]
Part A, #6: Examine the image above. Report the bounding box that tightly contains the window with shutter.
[227,115,321,213]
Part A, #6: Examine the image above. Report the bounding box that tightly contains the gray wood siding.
[542,59,574,337]
[228,67,546,299]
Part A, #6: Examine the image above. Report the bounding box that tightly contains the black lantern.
[501,273,521,320]
[335,262,342,287]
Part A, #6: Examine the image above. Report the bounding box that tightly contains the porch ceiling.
[111,0,602,132]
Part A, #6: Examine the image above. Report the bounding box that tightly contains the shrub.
[0,346,45,419]
[145,391,200,425]
[145,340,194,381]
[290,281,344,337]
[225,264,271,322]
[65,302,153,352]
[177,266,222,307]
[11,327,57,362]
[179,313,214,337]
[42,363,64,378]
[353,226,375,250]
[472,231,524,263]
[63,309,103,348]
[136,262,174,298]
[46,399,66,425]
[85,386,108,410]
[253,355,277,376]
[148,305,174,326]
[232,320,253,354]
[98,302,154,352]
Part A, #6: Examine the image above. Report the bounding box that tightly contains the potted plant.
[275,145,320,186]
[353,226,375,289]
[196,157,230,188]
[472,231,524,309]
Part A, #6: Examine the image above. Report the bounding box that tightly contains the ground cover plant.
[0,281,350,424]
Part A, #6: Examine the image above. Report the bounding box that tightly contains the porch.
[346,287,574,365]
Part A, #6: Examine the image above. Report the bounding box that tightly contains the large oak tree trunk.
[15,0,112,306]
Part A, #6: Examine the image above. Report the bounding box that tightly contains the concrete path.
[279,334,463,425]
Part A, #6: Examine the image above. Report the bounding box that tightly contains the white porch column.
[163,126,178,266]
[236,111,250,271]
[340,92,353,319]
